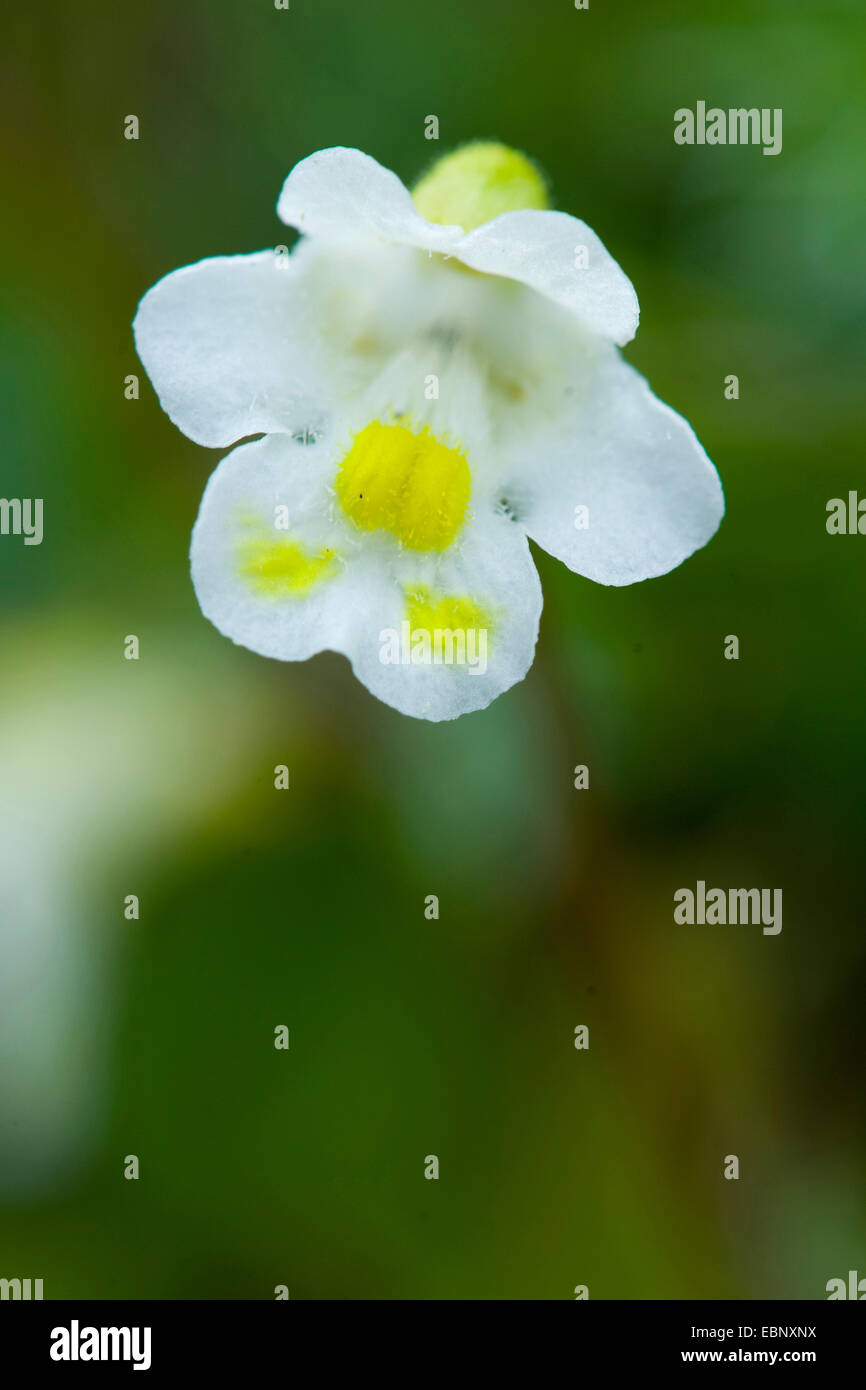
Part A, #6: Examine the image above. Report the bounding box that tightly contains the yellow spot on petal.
[405,584,490,638]
[238,537,338,596]
[488,368,526,403]
[412,141,549,232]
[233,505,263,529]
[336,419,470,552]
[350,331,381,356]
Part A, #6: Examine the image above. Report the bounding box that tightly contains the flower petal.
[512,351,724,585]
[454,209,640,346]
[348,505,543,721]
[191,432,542,721]
[190,431,385,660]
[133,252,331,448]
[277,146,463,253]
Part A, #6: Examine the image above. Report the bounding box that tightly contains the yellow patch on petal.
[238,537,338,596]
[336,419,470,552]
[412,141,549,232]
[405,584,490,638]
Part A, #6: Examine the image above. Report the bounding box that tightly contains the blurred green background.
[1,0,864,1299]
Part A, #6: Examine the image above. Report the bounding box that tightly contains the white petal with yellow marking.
[348,502,543,722]
[191,428,542,721]
[191,432,387,663]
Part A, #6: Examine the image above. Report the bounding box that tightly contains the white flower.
[134,142,724,721]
